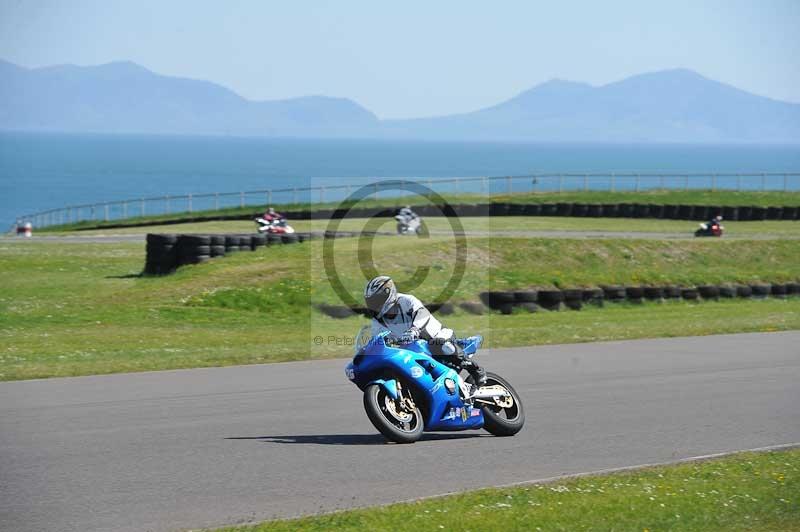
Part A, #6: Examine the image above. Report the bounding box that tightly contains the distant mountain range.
[1,59,798,142]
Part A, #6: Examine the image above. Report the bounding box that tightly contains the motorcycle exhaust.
[471,384,511,399]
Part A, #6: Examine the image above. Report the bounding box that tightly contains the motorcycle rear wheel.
[476,372,525,436]
[363,383,424,443]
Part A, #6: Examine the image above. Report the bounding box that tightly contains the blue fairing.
[458,335,483,356]
[346,333,483,431]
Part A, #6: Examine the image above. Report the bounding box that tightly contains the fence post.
[104,204,109,221]
[188,194,193,213]
[91,205,96,220]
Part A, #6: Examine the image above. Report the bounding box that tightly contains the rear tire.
[363,383,423,443]
[473,372,525,437]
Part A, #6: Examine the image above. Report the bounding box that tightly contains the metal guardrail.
[14,172,800,229]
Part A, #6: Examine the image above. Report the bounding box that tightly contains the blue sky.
[0,0,798,119]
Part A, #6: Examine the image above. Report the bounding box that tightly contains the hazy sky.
[1,0,798,119]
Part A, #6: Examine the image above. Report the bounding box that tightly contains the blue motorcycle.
[345,327,525,443]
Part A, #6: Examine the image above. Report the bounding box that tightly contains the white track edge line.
[267,441,800,525]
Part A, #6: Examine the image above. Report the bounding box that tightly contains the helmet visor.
[365,290,390,313]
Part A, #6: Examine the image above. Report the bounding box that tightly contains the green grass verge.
[1,236,799,380]
[215,448,800,532]
[39,189,800,233]
[39,216,800,237]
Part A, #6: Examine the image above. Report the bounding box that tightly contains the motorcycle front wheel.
[363,383,423,443]
[477,372,525,437]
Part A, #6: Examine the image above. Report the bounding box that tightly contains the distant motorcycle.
[694,222,724,237]
[395,212,422,235]
[255,217,295,234]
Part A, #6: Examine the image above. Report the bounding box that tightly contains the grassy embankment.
[1,235,799,381]
[38,190,800,233]
[215,448,800,532]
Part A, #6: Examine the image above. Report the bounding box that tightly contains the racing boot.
[462,359,487,387]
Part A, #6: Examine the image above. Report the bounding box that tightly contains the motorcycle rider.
[364,275,487,386]
[700,215,723,233]
[263,207,282,223]
[397,205,418,221]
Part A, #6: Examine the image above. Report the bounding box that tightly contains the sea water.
[2,131,799,225]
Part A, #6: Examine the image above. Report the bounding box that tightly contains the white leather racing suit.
[371,292,486,383]
[370,293,453,343]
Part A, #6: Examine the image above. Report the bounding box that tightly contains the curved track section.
[4,228,800,244]
[1,332,798,532]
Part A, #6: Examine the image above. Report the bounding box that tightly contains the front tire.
[363,383,423,443]
[478,372,525,437]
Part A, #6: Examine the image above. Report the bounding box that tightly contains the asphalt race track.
[1,332,798,532]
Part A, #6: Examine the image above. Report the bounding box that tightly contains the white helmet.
[364,276,397,318]
[715,215,723,222]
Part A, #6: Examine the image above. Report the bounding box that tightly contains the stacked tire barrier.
[474,282,800,314]
[144,234,178,275]
[316,282,800,318]
[278,202,799,221]
[143,232,313,275]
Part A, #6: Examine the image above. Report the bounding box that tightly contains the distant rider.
[702,215,723,231]
[364,276,487,385]
[263,207,282,223]
[397,205,418,220]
